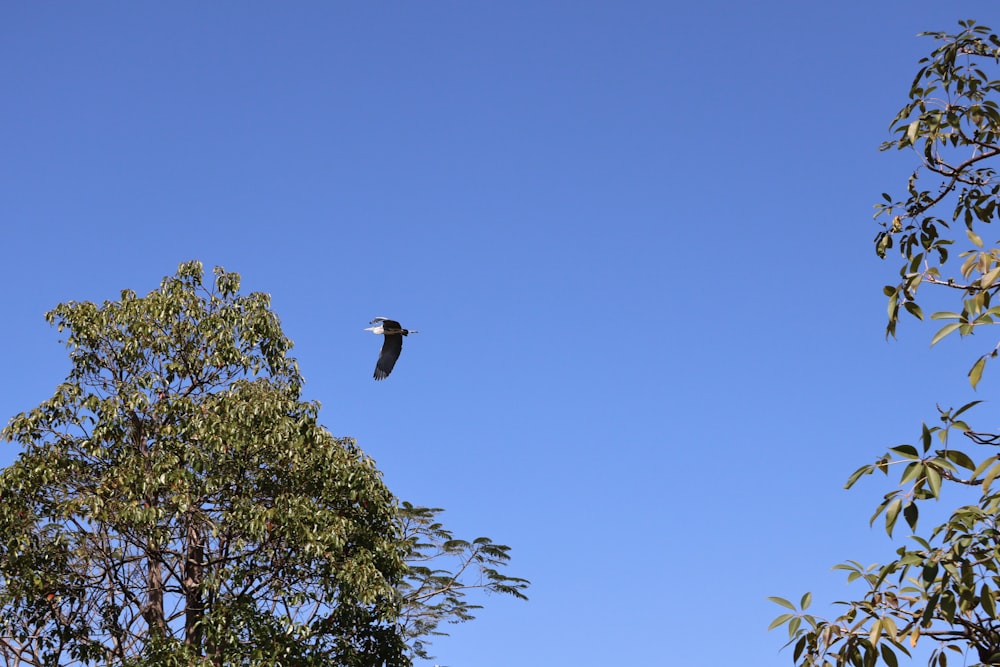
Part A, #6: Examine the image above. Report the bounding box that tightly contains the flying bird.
[365,317,419,380]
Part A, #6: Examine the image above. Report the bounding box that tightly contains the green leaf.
[904,301,924,319]
[767,596,796,611]
[952,400,983,418]
[800,591,812,610]
[930,322,962,346]
[870,617,883,646]
[900,462,925,485]
[845,464,875,488]
[767,613,795,630]
[882,614,898,641]
[923,562,939,586]
[793,635,807,661]
[877,232,893,258]
[881,643,900,667]
[885,497,903,536]
[982,265,1000,288]
[983,460,1000,492]
[970,355,987,389]
[943,449,975,471]
[974,455,1000,479]
[983,584,997,618]
[926,466,942,498]
[903,501,919,531]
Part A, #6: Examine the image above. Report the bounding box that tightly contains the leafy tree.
[0,261,527,666]
[771,20,1000,667]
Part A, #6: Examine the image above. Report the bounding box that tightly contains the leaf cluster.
[394,502,530,661]
[875,20,1000,387]
[771,402,1000,667]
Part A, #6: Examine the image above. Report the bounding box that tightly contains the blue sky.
[4,2,1000,665]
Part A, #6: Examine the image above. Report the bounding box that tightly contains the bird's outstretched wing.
[374,334,403,380]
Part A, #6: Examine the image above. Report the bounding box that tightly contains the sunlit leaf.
[768,596,796,611]
[885,497,903,536]
[900,462,925,485]
[982,265,1000,288]
[952,400,983,418]
[870,617,883,646]
[970,355,987,389]
[930,322,962,346]
[983,462,1000,494]
[767,613,794,631]
[926,466,942,498]
[943,449,975,471]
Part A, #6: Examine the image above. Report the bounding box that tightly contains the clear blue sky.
[3,2,999,665]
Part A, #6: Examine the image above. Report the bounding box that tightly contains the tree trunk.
[184,517,205,651]
[144,547,166,637]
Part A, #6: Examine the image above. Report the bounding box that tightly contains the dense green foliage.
[0,261,527,666]
[771,22,1000,667]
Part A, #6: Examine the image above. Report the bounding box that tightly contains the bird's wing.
[374,334,403,380]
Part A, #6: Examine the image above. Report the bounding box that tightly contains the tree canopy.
[771,21,1000,667]
[0,261,527,666]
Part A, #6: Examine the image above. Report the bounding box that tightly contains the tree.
[0,261,527,666]
[770,21,1000,667]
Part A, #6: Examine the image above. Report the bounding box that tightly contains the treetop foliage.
[0,260,528,666]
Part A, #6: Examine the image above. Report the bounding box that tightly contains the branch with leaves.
[772,401,1000,667]
[772,22,1000,667]
[395,502,529,662]
[875,20,1000,388]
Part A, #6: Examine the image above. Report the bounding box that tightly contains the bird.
[364,317,419,380]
